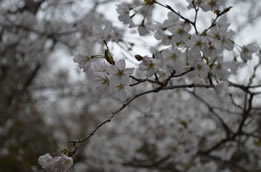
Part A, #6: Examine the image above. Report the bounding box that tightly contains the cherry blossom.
[116,3,135,27]
[138,24,150,36]
[169,22,191,44]
[208,23,235,51]
[196,61,210,78]
[73,54,96,72]
[111,76,131,99]
[93,72,111,95]
[109,59,134,83]
[161,46,186,73]
[186,35,207,52]
[138,56,158,77]
[38,153,73,172]
[240,43,258,62]
[162,12,180,29]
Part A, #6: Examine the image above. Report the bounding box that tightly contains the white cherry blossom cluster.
[71,0,260,99]
[94,59,134,98]
[116,0,155,36]
[74,53,134,99]
[38,153,73,172]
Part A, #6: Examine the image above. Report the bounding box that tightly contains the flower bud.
[135,55,144,61]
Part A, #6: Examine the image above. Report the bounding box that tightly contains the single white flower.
[203,38,222,59]
[93,60,110,73]
[195,61,209,79]
[186,35,207,52]
[38,153,53,169]
[111,76,131,100]
[221,30,234,51]
[94,72,111,93]
[212,56,229,80]
[91,22,113,42]
[161,46,186,73]
[139,56,158,77]
[169,22,191,44]
[109,59,134,84]
[240,43,257,62]
[153,24,172,45]
[73,54,96,72]
[116,3,135,27]
[138,24,150,36]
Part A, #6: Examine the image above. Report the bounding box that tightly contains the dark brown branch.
[172,67,195,78]
[114,83,213,115]
[69,117,114,145]
[70,81,213,148]
[129,67,194,87]
[201,6,232,34]
[154,0,198,34]
[242,132,261,140]
[229,93,244,110]
[130,76,161,86]
[122,154,171,169]
[199,153,248,172]
[237,93,254,134]
[199,135,236,155]
[247,61,259,87]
